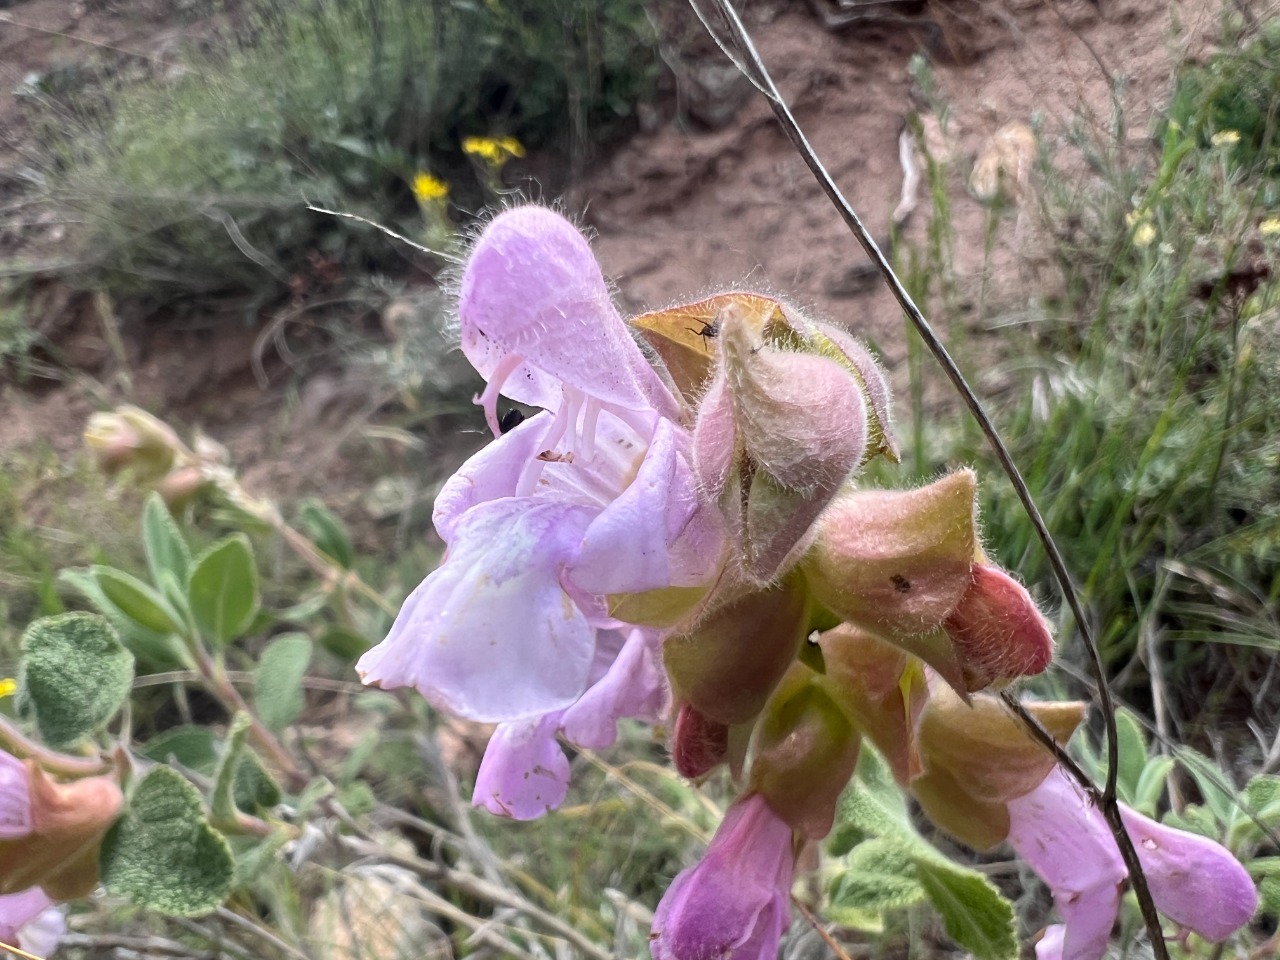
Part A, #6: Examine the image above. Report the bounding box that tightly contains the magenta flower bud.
[1008,767,1257,960]
[943,564,1054,690]
[651,793,795,960]
[672,703,730,779]
[749,669,861,839]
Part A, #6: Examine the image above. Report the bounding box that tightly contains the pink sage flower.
[1008,767,1257,960]
[357,208,724,815]
[651,793,795,960]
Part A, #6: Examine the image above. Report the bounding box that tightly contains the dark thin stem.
[689,2,1163,956]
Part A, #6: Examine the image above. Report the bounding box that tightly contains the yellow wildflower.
[1210,129,1241,147]
[412,173,449,203]
[1132,222,1157,248]
[462,136,526,167]
[1260,217,1280,236]
[0,678,16,698]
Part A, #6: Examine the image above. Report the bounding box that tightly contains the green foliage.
[50,0,662,305]
[943,39,1280,702]
[253,632,312,732]
[18,612,134,747]
[828,750,1017,959]
[100,766,236,916]
[188,534,260,646]
[1168,20,1280,174]
[143,493,192,585]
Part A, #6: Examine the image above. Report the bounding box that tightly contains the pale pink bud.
[84,405,185,479]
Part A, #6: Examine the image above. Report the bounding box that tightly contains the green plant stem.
[0,713,111,777]
[192,646,309,792]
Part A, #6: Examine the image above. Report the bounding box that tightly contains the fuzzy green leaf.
[828,838,923,913]
[140,727,219,771]
[143,493,192,586]
[915,857,1018,960]
[19,613,134,747]
[1115,709,1147,804]
[93,566,184,635]
[59,569,188,668]
[253,633,312,732]
[188,534,259,645]
[100,766,235,916]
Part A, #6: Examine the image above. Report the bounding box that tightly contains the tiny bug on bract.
[498,408,526,434]
[686,318,720,351]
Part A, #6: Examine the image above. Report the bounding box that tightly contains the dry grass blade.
[686,0,1169,955]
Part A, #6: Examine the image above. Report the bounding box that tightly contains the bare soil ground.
[0,0,1227,514]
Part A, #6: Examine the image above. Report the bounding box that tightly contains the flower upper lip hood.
[459,205,681,449]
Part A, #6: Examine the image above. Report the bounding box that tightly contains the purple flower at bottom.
[1008,767,1257,960]
[651,793,794,960]
[0,887,65,957]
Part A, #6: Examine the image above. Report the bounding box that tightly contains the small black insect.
[890,574,912,593]
[498,408,526,434]
[686,318,721,350]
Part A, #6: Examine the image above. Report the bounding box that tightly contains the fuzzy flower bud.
[0,757,125,900]
[803,470,1053,693]
[749,667,860,839]
[651,793,795,960]
[690,298,892,583]
[84,405,186,480]
[672,703,730,779]
[663,572,810,727]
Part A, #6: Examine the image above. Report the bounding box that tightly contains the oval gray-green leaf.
[100,766,235,916]
[188,534,259,646]
[143,492,192,585]
[93,566,185,635]
[19,612,134,748]
[254,633,312,733]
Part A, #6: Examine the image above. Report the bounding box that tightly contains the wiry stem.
[687,1,1165,956]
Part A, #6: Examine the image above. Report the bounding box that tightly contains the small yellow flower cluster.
[1124,209,1157,248]
[1260,217,1280,237]
[412,172,449,203]
[1210,129,1241,147]
[463,135,526,167]
[0,678,16,698]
